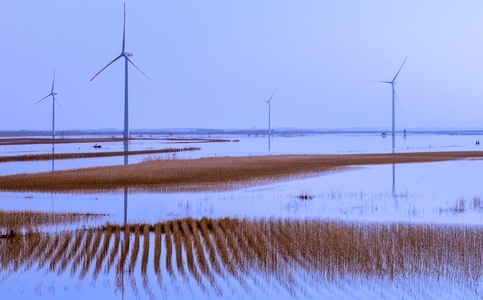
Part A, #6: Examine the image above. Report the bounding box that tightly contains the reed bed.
[153,223,162,276]
[141,224,150,277]
[117,226,131,276]
[163,222,174,277]
[49,232,72,272]
[171,220,186,278]
[80,227,103,279]
[0,147,200,163]
[2,218,483,298]
[129,224,141,274]
[107,225,121,273]
[0,210,105,234]
[2,151,483,192]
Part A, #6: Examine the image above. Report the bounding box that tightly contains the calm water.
[0,132,481,175]
[1,132,483,299]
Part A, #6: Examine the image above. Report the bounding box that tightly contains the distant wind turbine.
[90,3,149,140]
[262,89,276,152]
[36,68,60,139]
[374,56,408,152]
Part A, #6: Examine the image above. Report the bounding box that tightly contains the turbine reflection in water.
[124,140,129,226]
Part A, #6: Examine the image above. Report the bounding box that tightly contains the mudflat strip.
[0,151,482,192]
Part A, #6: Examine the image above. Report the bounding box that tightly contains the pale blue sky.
[2,1,483,131]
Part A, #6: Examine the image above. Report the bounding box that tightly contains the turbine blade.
[122,3,126,53]
[51,68,56,93]
[53,96,63,109]
[367,80,392,84]
[394,89,401,108]
[268,88,276,102]
[126,57,150,79]
[36,94,52,104]
[392,56,408,82]
[90,55,123,81]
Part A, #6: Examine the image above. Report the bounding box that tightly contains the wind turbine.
[36,68,59,140]
[90,3,149,140]
[375,56,408,152]
[262,89,276,152]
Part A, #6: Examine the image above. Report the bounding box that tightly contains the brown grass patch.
[2,217,483,297]
[1,151,482,192]
[0,147,199,163]
[0,210,105,235]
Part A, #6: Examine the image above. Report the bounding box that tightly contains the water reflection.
[124,140,129,226]
[392,163,398,209]
[51,143,55,212]
[51,143,55,172]
[2,133,482,176]
[1,160,482,225]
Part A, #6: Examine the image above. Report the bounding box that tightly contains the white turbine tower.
[36,68,59,139]
[262,89,276,152]
[90,3,149,140]
[375,56,408,152]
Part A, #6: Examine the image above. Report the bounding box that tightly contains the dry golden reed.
[0,210,105,234]
[2,151,483,192]
[107,225,121,273]
[153,223,162,276]
[163,222,173,277]
[93,225,113,279]
[129,224,141,274]
[141,224,150,276]
[3,217,483,298]
[199,217,222,276]
[0,147,200,163]
[171,220,186,278]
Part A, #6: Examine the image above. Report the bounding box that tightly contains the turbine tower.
[90,3,149,140]
[36,68,59,139]
[263,89,276,152]
[376,56,408,152]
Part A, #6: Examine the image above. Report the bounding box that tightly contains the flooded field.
[1,132,483,298]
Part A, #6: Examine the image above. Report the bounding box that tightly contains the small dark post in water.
[476,140,480,146]
[1,229,14,238]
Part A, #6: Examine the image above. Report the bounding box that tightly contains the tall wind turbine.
[263,89,276,152]
[90,3,149,140]
[36,68,59,139]
[375,56,408,152]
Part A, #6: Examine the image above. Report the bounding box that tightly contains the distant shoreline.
[0,136,233,146]
[0,151,482,193]
[2,128,483,139]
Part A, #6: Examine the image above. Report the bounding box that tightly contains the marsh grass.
[93,225,112,280]
[0,147,200,163]
[3,151,483,192]
[0,210,105,234]
[2,217,483,298]
[171,220,186,279]
[442,196,483,213]
[153,223,161,276]
[163,222,173,277]
[141,224,150,277]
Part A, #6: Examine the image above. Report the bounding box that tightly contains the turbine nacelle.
[124,52,133,57]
